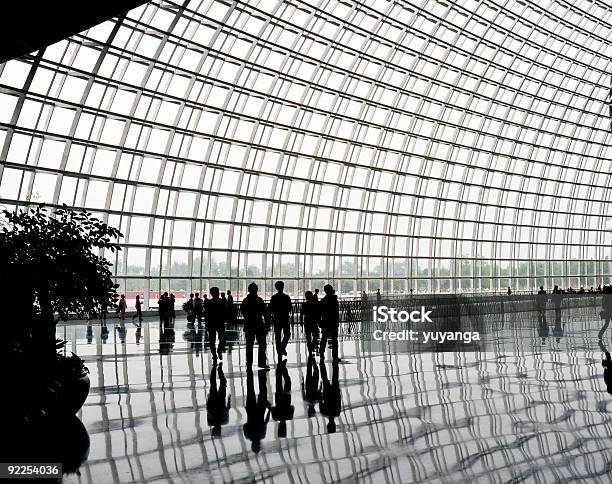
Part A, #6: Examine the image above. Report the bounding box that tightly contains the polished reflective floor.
[60,299,612,483]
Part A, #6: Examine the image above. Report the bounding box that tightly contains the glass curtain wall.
[0,0,611,305]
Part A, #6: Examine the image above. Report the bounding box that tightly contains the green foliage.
[1,204,123,321]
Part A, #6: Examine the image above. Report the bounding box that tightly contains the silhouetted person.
[184,293,195,325]
[169,293,176,321]
[361,290,369,320]
[536,286,547,324]
[206,287,227,362]
[158,292,171,327]
[507,287,512,295]
[599,317,612,394]
[302,354,321,417]
[314,288,319,301]
[603,352,612,395]
[118,294,127,320]
[132,294,143,322]
[319,284,340,362]
[376,288,381,306]
[320,359,341,433]
[207,364,230,437]
[226,290,235,322]
[602,285,612,323]
[271,360,294,438]
[301,291,320,353]
[194,292,204,325]
[241,282,270,369]
[269,280,292,359]
[243,368,270,453]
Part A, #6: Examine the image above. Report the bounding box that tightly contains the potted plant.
[0,204,122,421]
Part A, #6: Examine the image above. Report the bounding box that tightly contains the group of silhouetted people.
[240,281,341,370]
[199,280,342,450]
[136,281,341,369]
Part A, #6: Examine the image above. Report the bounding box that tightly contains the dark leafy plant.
[0,204,122,353]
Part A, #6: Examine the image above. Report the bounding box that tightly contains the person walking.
[194,292,204,326]
[221,291,228,323]
[536,285,548,324]
[158,292,170,328]
[319,284,340,362]
[118,294,127,320]
[169,293,176,322]
[269,280,292,359]
[241,282,270,370]
[206,287,227,362]
[132,294,143,323]
[226,289,235,323]
[184,293,195,326]
[301,290,320,354]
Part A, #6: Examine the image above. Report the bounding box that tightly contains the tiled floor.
[60,300,612,483]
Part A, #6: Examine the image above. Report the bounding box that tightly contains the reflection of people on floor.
[602,352,612,395]
[319,284,340,362]
[116,321,127,344]
[320,359,341,433]
[552,319,563,341]
[159,327,175,355]
[206,287,227,362]
[241,283,270,370]
[101,321,109,344]
[301,291,320,354]
[183,325,204,355]
[537,317,549,343]
[302,354,322,417]
[243,368,270,453]
[269,281,292,360]
[271,360,294,438]
[207,364,230,437]
[552,285,563,323]
[135,325,142,345]
[86,322,93,344]
[598,307,612,394]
